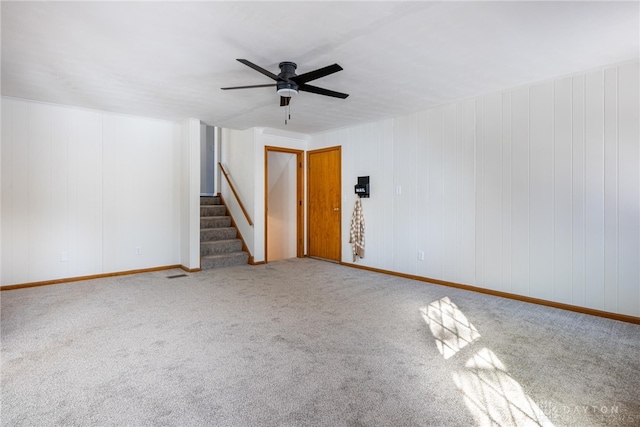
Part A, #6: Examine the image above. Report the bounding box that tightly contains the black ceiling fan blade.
[299,83,349,99]
[237,59,281,81]
[293,63,343,84]
[221,83,276,90]
[280,96,291,107]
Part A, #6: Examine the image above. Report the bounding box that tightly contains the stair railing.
[218,162,253,227]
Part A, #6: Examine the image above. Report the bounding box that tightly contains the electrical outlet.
[418,251,425,261]
[60,251,68,262]
[135,247,141,255]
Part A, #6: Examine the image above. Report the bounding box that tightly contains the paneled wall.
[310,61,639,317]
[220,127,256,257]
[221,127,308,262]
[1,98,182,285]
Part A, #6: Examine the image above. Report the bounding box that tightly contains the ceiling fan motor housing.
[277,62,299,96]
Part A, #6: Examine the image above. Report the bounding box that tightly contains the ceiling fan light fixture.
[277,87,298,97]
[276,79,299,98]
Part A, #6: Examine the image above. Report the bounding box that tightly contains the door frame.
[264,146,304,262]
[306,146,342,262]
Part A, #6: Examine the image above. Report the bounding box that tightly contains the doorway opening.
[265,146,304,262]
[200,124,219,196]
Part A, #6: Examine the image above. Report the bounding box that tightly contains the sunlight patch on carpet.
[420,298,554,426]
[420,296,481,359]
[452,348,555,427]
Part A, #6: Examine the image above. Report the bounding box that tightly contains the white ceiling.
[2,1,638,134]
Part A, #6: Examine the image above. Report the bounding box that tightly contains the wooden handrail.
[218,162,253,227]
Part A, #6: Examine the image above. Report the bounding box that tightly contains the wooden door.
[307,146,341,262]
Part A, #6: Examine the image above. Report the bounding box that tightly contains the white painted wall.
[254,129,307,262]
[267,151,297,261]
[1,98,184,285]
[220,127,307,263]
[220,127,256,258]
[310,60,640,317]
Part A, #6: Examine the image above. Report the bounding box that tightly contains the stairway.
[200,196,249,269]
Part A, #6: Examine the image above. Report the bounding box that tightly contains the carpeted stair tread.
[200,217,232,228]
[200,238,241,244]
[200,196,222,205]
[201,251,249,269]
[200,239,243,255]
[200,206,227,216]
[201,228,238,242]
[200,226,237,231]
[201,227,237,233]
[200,216,231,221]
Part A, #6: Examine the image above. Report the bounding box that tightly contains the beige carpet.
[2,258,639,426]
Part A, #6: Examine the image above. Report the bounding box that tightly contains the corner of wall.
[180,118,201,270]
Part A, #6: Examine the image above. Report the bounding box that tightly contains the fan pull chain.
[284,99,292,125]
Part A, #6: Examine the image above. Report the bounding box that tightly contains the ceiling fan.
[221,59,349,107]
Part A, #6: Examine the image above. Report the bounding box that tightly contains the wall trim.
[341,262,640,325]
[0,265,190,291]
